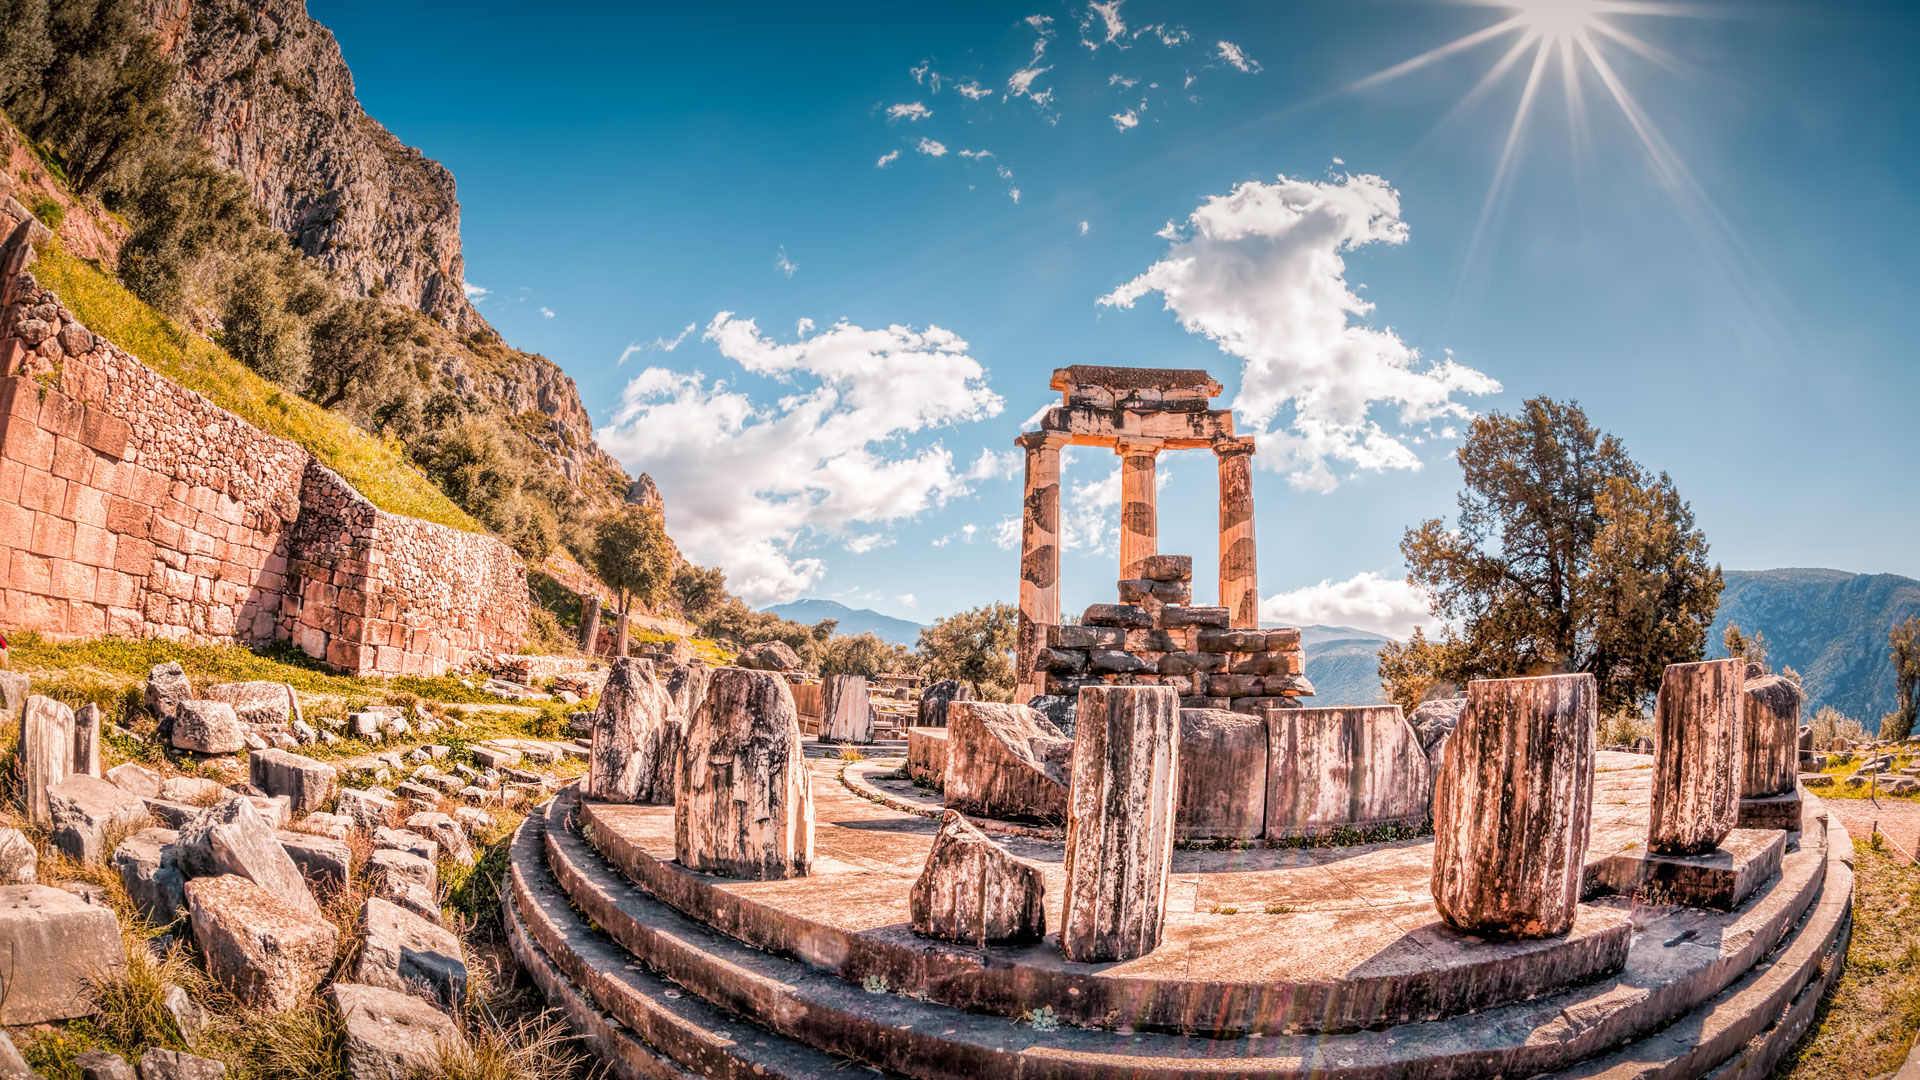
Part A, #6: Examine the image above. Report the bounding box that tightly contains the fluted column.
[1215,437,1258,628]
[1015,432,1065,702]
[1116,438,1162,581]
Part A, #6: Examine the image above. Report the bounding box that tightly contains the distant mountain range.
[762,599,925,646]
[1296,625,1395,707]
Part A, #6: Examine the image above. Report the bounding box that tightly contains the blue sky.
[313,0,1919,635]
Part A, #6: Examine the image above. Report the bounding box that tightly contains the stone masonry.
[0,204,526,675]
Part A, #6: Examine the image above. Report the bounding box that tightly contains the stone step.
[522,788,1851,1080]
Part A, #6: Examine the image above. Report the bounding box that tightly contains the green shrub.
[28,194,63,230]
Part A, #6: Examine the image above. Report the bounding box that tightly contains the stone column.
[1061,685,1180,963]
[1649,658,1744,855]
[1431,673,1597,939]
[1116,439,1162,581]
[1014,432,1065,703]
[1742,673,1802,800]
[1215,437,1258,629]
[674,668,814,879]
[820,675,874,744]
[579,596,602,655]
[20,695,75,826]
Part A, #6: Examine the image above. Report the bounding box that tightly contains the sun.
[1506,0,1608,43]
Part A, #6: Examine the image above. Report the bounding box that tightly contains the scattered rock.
[405,812,473,866]
[277,830,353,890]
[203,682,300,727]
[0,884,128,1022]
[337,788,398,830]
[171,701,246,755]
[910,810,1046,946]
[944,702,1070,823]
[245,795,292,828]
[163,984,209,1046]
[247,749,338,814]
[136,1048,224,1080]
[74,702,103,777]
[353,897,468,1012]
[145,663,193,722]
[177,798,320,915]
[470,745,520,770]
[0,671,29,725]
[20,695,75,825]
[113,827,188,924]
[107,763,163,799]
[49,774,151,864]
[0,828,36,885]
[74,1047,136,1080]
[735,640,802,672]
[372,828,437,863]
[451,807,491,831]
[329,982,462,1080]
[184,875,338,1013]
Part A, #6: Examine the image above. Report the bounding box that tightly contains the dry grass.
[1776,841,1920,1078]
[423,1006,596,1080]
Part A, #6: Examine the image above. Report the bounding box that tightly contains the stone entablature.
[0,208,526,675]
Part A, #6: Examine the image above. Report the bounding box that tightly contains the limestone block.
[1160,606,1230,629]
[112,827,186,923]
[587,658,683,804]
[185,875,337,1014]
[371,848,438,894]
[1089,649,1152,674]
[1048,625,1125,650]
[0,671,28,726]
[1061,685,1181,963]
[277,830,353,890]
[1083,604,1154,629]
[20,695,74,825]
[917,679,975,727]
[944,701,1070,822]
[203,682,299,727]
[177,797,320,915]
[171,701,245,755]
[664,662,711,722]
[106,762,162,799]
[1431,674,1597,939]
[352,897,467,1012]
[329,982,462,1080]
[736,640,802,672]
[373,828,437,863]
[1175,709,1268,840]
[296,812,355,840]
[1136,554,1192,582]
[160,776,224,804]
[910,810,1047,946]
[337,787,397,830]
[674,667,813,880]
[73,1048,136,1080]
[405,812,473,867]
[821,674,874,744]
[906,727,949,787]
[1409,696,1467,772]
[0,884,128,1023]
[470,745,519,769]
[74,702,102,776]
[1742,673,1802,799]
[144,662,192,722]
[1650,658,1745,856]
[1265,706,1432,841]
[135,1049,224,1080]
[48,774,150,864]
[0,827,35,884]
[248,749,338,814]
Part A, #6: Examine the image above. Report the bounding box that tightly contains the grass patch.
[31,244,482,534]
[1777,844,1920,1078]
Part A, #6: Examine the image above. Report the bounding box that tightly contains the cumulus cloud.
[463,281,489,301]
[887,101,932,121]
[1259,571,1438,639]
[956,80,992,99]
[959,148,994,159]
[774,247,797,277]
[876,149,900,168]
[539,306,556,318]
[1216,40,1260,72]
[1079,220,1090,235]
[1081,0,1126,50]
[916,137,949,157]
[1098,171,1500,491]
[1111,108,1139,131]
[598,315,1005,606]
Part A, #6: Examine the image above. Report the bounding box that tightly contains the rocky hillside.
[134,0,644,513]
[1297,625,1392,708]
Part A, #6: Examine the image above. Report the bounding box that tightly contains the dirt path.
[1823,792,1920,863]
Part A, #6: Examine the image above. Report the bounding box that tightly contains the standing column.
[1014,432,1065,703]
[1116,438,1162,581]
[1649,658,1744,855]
[1215,437,1258,629]
[580,596,603,655]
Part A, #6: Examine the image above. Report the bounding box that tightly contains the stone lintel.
[1048,365,1223,397]
[1214,436,1258,457]
[1590,828,1785,911]
[1037,405,1235,448]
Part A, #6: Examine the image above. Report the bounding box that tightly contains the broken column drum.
[909,809,1047,947]
[1431,673,1598,939]
[1061,685,1181,963]
[1649,658,1745,856]
[674,668,813,880]
[588,658,683,805]
[820,675,874,744]
[1742,673,1802,800]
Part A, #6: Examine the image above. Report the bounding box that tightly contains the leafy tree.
[307,296,429,413]
[1376,627,1465,712]
[591,505,674,617]
[1395,397,1722,714]
[1808,705,1865,751]
[669,563,727,622]
[1721,624,1769,673]
[1889,616,1920,742]
[819,632,911,679]
[3,0,178,194]
[917,602,1017,701]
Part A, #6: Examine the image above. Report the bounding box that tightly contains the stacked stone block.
[1032,554,1311,713]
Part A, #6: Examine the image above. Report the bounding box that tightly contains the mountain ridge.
[762,599,926,647]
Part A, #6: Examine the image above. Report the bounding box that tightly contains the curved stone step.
[505,806,880,1080]
[536,787,1849,1080]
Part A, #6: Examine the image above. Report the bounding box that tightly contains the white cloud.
[910,61,943,92]
[774,247,797,277]
[956,80,992,100]
[876,150,900,168]
[1098,171,1500,491]
[1135,23,1190,46]
[463,281,489,301]
[916,137,949,157]
[961,523,978,542]
[597,314,1005,606]
[887,101,933,121]
[619,323,697,365]
[539,306,555,318]
[993,515,1021,551]
[1079,220,1090,235]
[1007,66,1050,98]
[1109,73,1138,89]
[1082,0,1126,50]
[1216,40,1260,72]
[1111,108,1139,131]
[1153,219,1180,239]
[1259,571,1439,639]
[966,447,1022,481]
[845,533,894,554]
[959,148,994,159]
[997,163,1020,203]
[897,593,918,608]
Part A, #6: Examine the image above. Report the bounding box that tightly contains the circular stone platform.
[506,748,1854,1080]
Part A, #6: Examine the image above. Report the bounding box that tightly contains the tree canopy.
[1384,397,1722,714]
[591,505,674,614]
[916,602,1017,700]
[1889,616,1920,741]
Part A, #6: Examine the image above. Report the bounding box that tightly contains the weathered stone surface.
[0,1030,35,1080]
[469,745,520,769]
[1061,685,1181,963]
[329,982,462,1080]
[177,798,320,914]
[170,701,245,755]
[337,787,397,830]
[1265,706,1432,841]
[145,663,192,722]
[373,828,437,863]
[1409,695,1467,770]
[736,640,802,672]
[909,810,1047,946]
[1742,673,1802,800]
[20,695,74,825]
[49,774,151,864]
[353,896,467,1012]
[944,702,1070,823]
[203,682,299,727]
[113,827,187,923]
[1083,603,1154,629]
[664,662,711,723]
[73,1047,136,1080]
[0,827,35,884]
[1136,554,1192,582]
[1432,674,1597,939]
[1027,693,1076,734]
[185,874,337,1013]
[106,763,163,799]
[136,1048,225,1080]
[405,812,473,866]
[917,679,975,727]
[587,658,683,804]
[1591,827,1785,911]
[906,727,949,787]
[820,675,874,744]
[0,885,127,1022]
[674,667,813,880]
[1650,658,1745,856]
[74,702,102,777]
[248,749,337,814]
[276,830,353,890]
[1174,709,1268,840]
[159,777,225,805]
[0,672,28,726]
[370,848,438,893]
